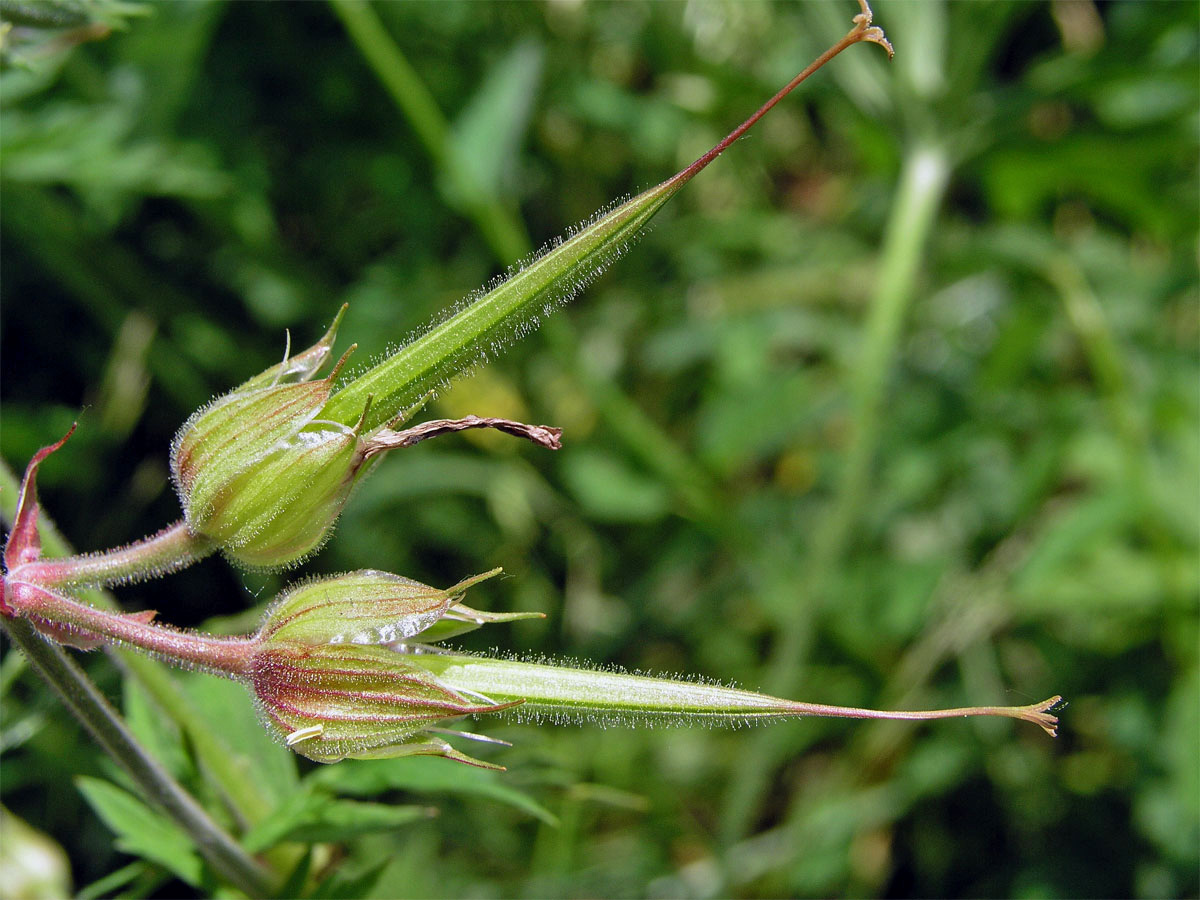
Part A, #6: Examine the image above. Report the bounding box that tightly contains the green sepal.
[237,303,347,392]
[261,569,450,645]
[345,735,505,770]
[171,379,333,503]
[170,311,359,568]
[192,422,364,569]
[417,603,545,643]
[259,568,504,645]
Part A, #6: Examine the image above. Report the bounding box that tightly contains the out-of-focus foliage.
[1,1,1196,897]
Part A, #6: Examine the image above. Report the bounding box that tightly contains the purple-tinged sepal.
[249,639,520,764]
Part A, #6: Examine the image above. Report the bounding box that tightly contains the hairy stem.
[0,460,280,828]
[12,520,214,589]
[667,1,891,192]
[7,583,254,678]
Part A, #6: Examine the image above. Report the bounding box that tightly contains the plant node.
[853,0,894,58]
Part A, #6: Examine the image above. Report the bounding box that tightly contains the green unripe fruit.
[258,568,504,646]
[251,568,518,764]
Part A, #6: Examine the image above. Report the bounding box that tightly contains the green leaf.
[240,791,432,853]
[446,39,544,204]
[77,862,150,900]
[180,673,298,808]
[275,848,312,900]
[307,859,390,900]
[75,777,205,888]
[560,449,671,523]
[417,603,545,643]
[309,756,558,826]
[123,678,188,780]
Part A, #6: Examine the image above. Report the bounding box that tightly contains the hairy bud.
[251,567,524,763]
[249,640,518,764]
[170,310,374,568]
[258,568,505,646]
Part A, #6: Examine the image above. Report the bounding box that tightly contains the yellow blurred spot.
[435,369,530,451]
[775,447,817,494]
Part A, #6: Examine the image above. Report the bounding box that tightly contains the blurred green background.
[1,1,1197,897]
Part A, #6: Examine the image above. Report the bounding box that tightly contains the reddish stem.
[786,696,1064,737]
[669,0,892,191]
[6,579,254,678]
[12,520,214,589]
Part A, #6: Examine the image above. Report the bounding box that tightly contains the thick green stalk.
[0,616,278,898]
[321,1,892,432]
[408,651,1060,732]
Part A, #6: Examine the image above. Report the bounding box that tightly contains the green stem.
[329,0,530,263]
[329,1,447,169]
[823,142,950,561]
[0,616,278,898]
[0,460,283,830]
